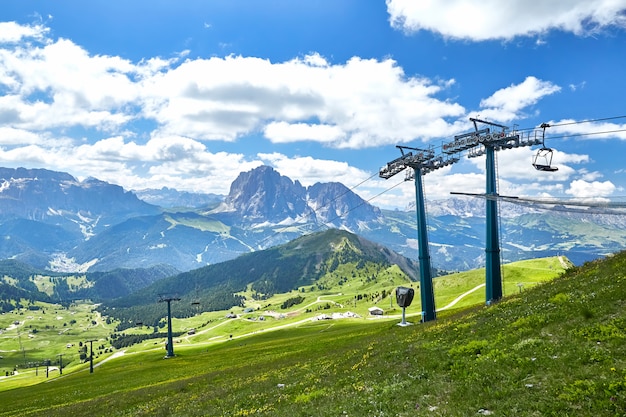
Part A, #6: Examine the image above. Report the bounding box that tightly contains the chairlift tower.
[381,118,545,307]
[447,117,543,303]
[380,146,458,322]
[485,132,503,303]
[461,118,513,303]
[159,295,181,358]
[57,353,63,375]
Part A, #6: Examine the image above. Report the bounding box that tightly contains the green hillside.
[97,229,423,329]
[0,252,594,416]
[0,260,178,308]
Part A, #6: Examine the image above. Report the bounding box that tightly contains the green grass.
[3,255,606,416]
[0,301,117,374]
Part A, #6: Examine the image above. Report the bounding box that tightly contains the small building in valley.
[368,306,384,316]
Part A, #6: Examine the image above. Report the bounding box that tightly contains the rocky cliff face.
[224,166,382,230]
[0,168,157,225]
[225,166,314,223]
[0,167,159,268]
[307,181,381,228]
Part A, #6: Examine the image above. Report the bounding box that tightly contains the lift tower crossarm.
[379,146,434,179]
[470,117,508,131]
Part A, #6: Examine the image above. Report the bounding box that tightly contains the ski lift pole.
[86,339,97,373]
[413,167,436,321]
[159,295,181,359]
[165,300,175,358]
[485,146,503,303]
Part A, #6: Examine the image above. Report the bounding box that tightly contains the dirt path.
[298,294,344,312]
[437,284,485,311]
[94,350,125,368]
[380,283,487,320]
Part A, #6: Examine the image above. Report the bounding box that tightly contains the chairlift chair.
[532,123,558,172]
[532,147,558,172]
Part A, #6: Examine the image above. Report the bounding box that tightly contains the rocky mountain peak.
[226,166,313,223]
[224,166,382,228]
[307,181,381,227]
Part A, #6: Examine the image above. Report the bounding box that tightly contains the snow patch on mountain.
[48,253,99,273]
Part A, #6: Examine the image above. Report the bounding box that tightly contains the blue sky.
[1,0,626,209]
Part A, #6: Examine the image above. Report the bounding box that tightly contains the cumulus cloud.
[566,179,616,198]
[478,77,561,121]
[142,54,466,147]
[0,127,45,145]
[0,25,471,148]
[473,146,587,183]
[0,21,565,157]
[257,152,372,188]
[0,21,49,43]
[263,122,346,144]
[386,0,626,41]
[0,35,139,131]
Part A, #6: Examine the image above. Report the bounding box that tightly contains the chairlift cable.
[451,192,626,215]
[543,128,626,141]
[544,115,626,128]
[512,115,626,133]
[223,115,626,252]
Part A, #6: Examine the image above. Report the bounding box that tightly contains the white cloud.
[473,146,588,183]
[0,36,139,131]
[0,23,473,149]
[566,179,616,198]
[142,54,466,147]
[386,0,626,41]
[0,21,49,43]
[257,152,372,188]
[578,169,604,181]
[1,22,565,161]
[569,81,586,91]
[478,76,561,121]
[426,170,485,199]
[263,122,345,144]
[0,127,44,145]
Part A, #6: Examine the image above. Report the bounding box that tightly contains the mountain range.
[1,165,624,274]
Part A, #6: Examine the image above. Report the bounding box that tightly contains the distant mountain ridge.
[0,165,624,273]
[0,167,159,239]
[134,187,223,209]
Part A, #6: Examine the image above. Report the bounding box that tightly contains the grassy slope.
[5,255,615,416]
[0,301,116,389]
